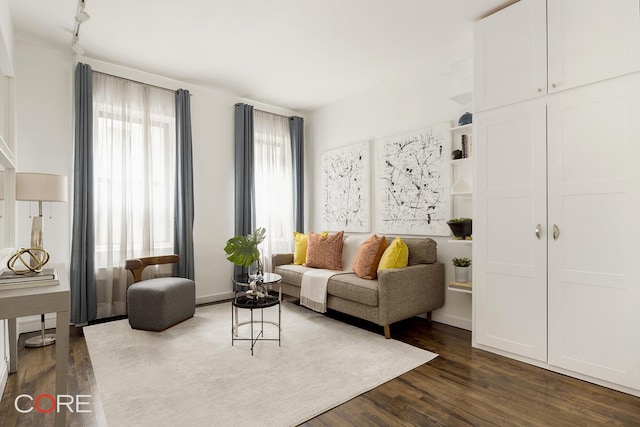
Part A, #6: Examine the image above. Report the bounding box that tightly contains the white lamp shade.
[16,173,68,202]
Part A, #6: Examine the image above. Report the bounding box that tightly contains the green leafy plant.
[452,257,472,267]
[447,217,472,223]
[224,227,266,267]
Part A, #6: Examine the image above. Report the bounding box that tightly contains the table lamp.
[16,172,68,347]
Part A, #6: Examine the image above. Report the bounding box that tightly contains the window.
[253,110,294,271]
[92,73,176,318]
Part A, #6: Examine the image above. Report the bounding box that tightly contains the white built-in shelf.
[448,281,472,294]
[448,239,472,244]
[449,123,473,135]
[451,191,472,196]
[449,92,472,106]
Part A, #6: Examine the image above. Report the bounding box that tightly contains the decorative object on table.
[458,112,473,126]
[321,141,371,232]
[452,257,472,283]
[374,122,452,235]
[244,279,267,300]
[16,172,68,348]
[447,217,472,239]
[7,247,50,274]
[224,227,266,280]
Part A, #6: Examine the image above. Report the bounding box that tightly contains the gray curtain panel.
[234,103,255,277]
[174,89,195,280]
[289,116,304,232]
[70,62,97,325]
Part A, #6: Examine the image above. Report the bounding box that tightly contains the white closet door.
[548,0,640,94]
[474,0,546,112]
[547,75,640,389]
[474,101,547,361]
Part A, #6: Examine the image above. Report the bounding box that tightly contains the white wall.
[12,40,303,330]
[0,0,12,400]
[308,62,474,330]
[0,0,13,76]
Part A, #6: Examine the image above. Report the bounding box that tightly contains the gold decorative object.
[7,247,50,274]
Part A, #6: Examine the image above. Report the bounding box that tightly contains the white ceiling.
[9,0,509,112]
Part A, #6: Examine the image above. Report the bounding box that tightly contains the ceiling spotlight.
[71,42,85,56]
[76,11,90,23]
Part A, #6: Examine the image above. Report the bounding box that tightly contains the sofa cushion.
[293,231,328,265]
[378,237,409,271]
[341,234,369,272]
[327,273,378,307]
[403,237,437,265]
[305,231,344,270]
[353,235,388,279]
[274,264,311,288]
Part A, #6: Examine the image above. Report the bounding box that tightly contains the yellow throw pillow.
[293,231,328,265]
[377,237,409,271]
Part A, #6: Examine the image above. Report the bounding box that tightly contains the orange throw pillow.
[353,235,388,279]
[305,231,344,270]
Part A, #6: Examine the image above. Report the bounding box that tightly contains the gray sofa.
[272,236,445,338]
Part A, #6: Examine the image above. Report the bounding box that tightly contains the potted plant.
[224,227,266,278]
[452,257,471,283]
[447,217,472,240]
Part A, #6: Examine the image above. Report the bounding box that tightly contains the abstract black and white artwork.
[321,141,370,232]
[374,123,451,235]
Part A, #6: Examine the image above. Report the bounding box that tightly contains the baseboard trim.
[431,312,472,331]
[0,357,8,403]
[196,291,234,305]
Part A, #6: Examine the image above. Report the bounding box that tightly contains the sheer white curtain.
[92,73,176,318]
[253,110,294,272]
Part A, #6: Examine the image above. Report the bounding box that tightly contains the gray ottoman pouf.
[127,277,195,331]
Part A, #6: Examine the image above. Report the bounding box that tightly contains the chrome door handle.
[553,224,560,240]
[535,224,542,240]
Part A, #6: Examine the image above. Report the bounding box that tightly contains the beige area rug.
[84,301,438,427]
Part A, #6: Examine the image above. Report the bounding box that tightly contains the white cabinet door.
[548,0,640,93]
[474,101,548,361]
[474,0,547,112]
[547,75,640,389]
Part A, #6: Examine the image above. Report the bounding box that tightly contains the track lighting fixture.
[71,0,89,56]
[71,42,85,56]
[76,11,90,23]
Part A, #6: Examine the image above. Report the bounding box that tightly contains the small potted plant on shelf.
[447,217,472,240]
[452,257,472,283]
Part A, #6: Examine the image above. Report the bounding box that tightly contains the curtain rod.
[93,70,192,96]
[253,107,303,120]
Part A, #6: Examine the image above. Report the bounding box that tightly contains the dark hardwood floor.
[1,306,639,426]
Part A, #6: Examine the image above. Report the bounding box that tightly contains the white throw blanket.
[300,269,338,313]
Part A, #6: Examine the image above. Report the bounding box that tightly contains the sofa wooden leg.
[383,325,391,339]
[427,311,433,322]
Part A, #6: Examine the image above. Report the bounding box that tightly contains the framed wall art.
[320,141,371,232]
[374,122,451,235]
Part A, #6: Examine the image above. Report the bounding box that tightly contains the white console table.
[0,264,70,427]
